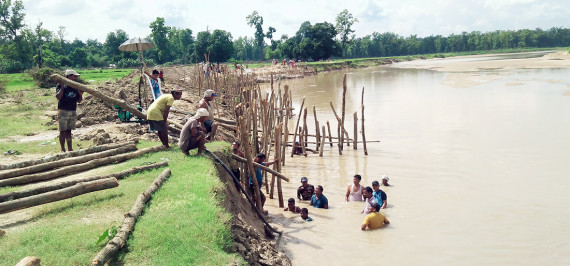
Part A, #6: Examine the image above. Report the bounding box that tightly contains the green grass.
[0,73,36,92]
[0,141,242,265]
[0,89,58,138]
[79,68,135,84]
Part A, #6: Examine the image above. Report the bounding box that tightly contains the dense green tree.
[246,11,265,60]
[103,29,129,63]
[150,17,171,63]
[335,9,358,57]
[0,0,25,40]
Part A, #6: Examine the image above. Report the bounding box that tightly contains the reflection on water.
[260,56,570,265]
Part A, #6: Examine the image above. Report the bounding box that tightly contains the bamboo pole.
[239,115,262,209]
[353,111,358,149]
[91,169,171,266]
[290,96,305,157]
[361,87,368,155]
[313,105,320,150]
[281,86,289,166]
[326,121,333,146]
[301,107,308,156]
[0,141,136,171]
[319,125,326,157]
[231,154,290,182]
[275,124,284,207]
[0,144,137,180]
[0,162,168,203]
[0,177,119,215]
[0,145,167,187]
[340,74,347,151]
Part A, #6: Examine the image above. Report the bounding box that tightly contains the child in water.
[300,208,312,222]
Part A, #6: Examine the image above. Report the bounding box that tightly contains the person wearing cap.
[249,153,278,208]
[55,69,83,152]
[310,185,328,209]
[297,177,314,201]
[361,202,390,230]
[372,180,388,209]
[197,89,219,141]
[284,198,302,213]
[147,87,183,148]
[382,175,390,186]
[178,108,208,155]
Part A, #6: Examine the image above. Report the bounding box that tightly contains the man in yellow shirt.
[146,87,183,148]
[361,203,390,230]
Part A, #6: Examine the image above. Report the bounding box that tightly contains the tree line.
[1,0,569,74]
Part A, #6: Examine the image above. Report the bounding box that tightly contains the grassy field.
[0,140,242,265]
[0,89,58,138]
[0,68,134,93]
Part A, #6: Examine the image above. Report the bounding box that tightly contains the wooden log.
[290,96,305,157]
[51,74,181,128]
[231,154,290,182]
[91,169,171,266]
[170,108,236,125]
[361,87,368,155]
[0,141,136,171]
[15,256,41,266]
[0,177,119,215]
[319,125,326,157]
[301,108,307,156]
[0,145,167,187]
[0,144,137,180]
[239,115,262,209]
[326,121,333,146]
[340,74,347,151]
[353,111,358,149]
[313,105,320,150]
[330,102,342,155]
[0,162,168,203]
[281,86,289,166]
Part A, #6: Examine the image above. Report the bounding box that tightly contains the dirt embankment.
[212,152,291,266]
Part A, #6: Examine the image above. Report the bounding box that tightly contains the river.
[260,52,570,265]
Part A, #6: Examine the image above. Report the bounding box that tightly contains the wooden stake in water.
[326,121,333,146]
[353,111,358,150]
[340,74,347,151]
[319,125,326,157]
[313,105,320,150]
[361,87,368,155]
[290,96,306,157]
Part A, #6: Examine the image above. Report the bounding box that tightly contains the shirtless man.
[284,198,302,213]
[345,174,364,202]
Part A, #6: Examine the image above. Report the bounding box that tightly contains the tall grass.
[0,141,241,265]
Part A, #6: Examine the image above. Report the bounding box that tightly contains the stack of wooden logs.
[0,141,168,215]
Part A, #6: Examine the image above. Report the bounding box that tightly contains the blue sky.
[21,0,569,42]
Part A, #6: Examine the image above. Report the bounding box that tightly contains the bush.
[434,54,446,58]
[116,58,155,68]
[0,58,26,74]
[28,67,57,88]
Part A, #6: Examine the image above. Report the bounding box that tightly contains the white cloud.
[20,0,570,42]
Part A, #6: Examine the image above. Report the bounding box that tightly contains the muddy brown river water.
[261,52,570,265]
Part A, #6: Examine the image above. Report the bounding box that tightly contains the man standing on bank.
[197,89,219,141]
[178,108,209,156]
[147,87,183,148]
[56,69,83,152]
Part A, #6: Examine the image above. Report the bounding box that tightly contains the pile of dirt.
[212,152,291,266]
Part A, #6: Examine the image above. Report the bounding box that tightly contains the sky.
[20,0,570,43]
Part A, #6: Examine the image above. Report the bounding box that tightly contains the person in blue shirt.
[300,208,313,221]
[248,153,278,208]
[371,180,387,209]
[310,185,329,209]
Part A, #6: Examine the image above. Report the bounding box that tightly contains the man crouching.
[178,108,209,156]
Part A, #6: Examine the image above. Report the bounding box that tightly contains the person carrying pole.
[55,69,83,153]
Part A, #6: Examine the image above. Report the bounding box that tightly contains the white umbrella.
[118,37,155,108]
[118,37,154,52]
